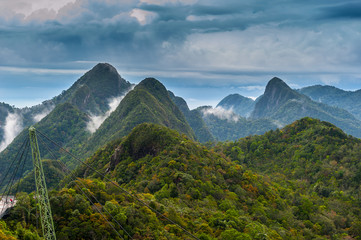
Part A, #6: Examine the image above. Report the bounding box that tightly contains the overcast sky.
[1,0,361,109]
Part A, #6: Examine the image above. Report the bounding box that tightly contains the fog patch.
[272,120,284,129]
[202,106,240,122]
[33,106,55,122]
[87,87,134,133]
[0,112,23,152]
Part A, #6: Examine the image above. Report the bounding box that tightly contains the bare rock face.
[110,145,123,171]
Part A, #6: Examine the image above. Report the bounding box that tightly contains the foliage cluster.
[5,120,361,239]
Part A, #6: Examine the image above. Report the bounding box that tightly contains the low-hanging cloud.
[0,112,23,152]
[87,87,134,133]
[32,105,55,122]
[202,106,239,122]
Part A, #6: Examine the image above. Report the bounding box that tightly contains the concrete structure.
[0,196,16,219]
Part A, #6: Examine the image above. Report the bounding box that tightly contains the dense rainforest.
[1,118,361,239]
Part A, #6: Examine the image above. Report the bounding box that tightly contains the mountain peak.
[81,63,122,84]
[135,78,169,101]
[251,77,300,119]
[137,78,164,90]
[91,63,118,75]
[266,77,291,91]
[54,63,131,115]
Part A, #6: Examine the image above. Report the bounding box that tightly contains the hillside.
[0,73,198,189]
[12,159,66,193]
[85,78,196,152]
[223,117,361,192]
[251,77,361,138]
[3,120,361,239]
[0,103,90,184]
[299,85,361,120]
[168,91,214,143]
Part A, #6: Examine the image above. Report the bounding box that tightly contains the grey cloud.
[320,2,361,19]
[0,0,360,93]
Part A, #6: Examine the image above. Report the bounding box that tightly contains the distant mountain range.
[251,78,361,137]
[211,77,361,139]
[0,64,196,182]
[298,85,361,120]
[1,63,361,183]
[2,63,361,239]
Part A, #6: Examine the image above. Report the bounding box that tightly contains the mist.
[87,88,134,133]
[202,106,240,122]
[0,112,23,152]
[33,106,55,122]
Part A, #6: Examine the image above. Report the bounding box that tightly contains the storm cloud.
[1,0,361,108]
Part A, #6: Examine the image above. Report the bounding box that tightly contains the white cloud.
[0,66,86,75]
[202,106,239,122]
[32,106,55,122]
[130,8,158,25]
[0,112,23,152]
[21,0,75,16]
[87,86,134,133]
[140,0,197,5]
[238,85,264,91]
[0,0,75,22]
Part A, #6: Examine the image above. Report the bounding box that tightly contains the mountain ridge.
[299,84,361,120]
[250,77,361,138]
[83,77,196,154]
[251,77,304,119]
[168,91,215,143]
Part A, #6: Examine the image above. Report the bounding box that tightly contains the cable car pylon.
[29,127,56,240]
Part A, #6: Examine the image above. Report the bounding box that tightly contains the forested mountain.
[0,103,90,181]
[0,80,197,189]
[217,94,255,117]
[251,77,361,138]
[3,64,361,239]
[0,63,132,153]
[168,91,215,143]
[0,63,132,184]
[223,117,361,189]
[299,85,361,120]
[52,63,132,115]
[85,78,196,153]
[3,119,361,239]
